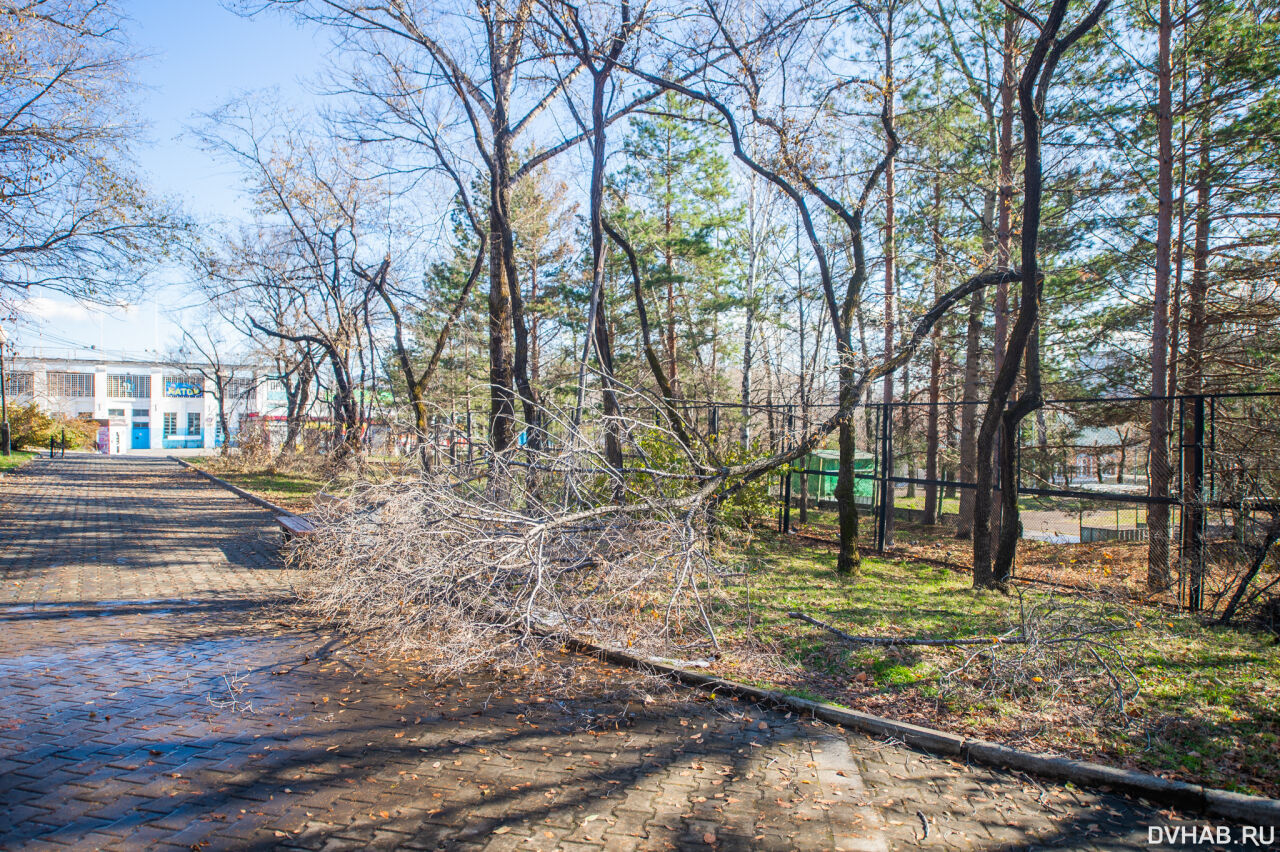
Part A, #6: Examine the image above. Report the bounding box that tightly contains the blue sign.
[165,380,203,398]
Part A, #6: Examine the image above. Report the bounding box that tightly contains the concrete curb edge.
[170,456,1280,827]
[170,457,297,518]
[563,639,1280,827]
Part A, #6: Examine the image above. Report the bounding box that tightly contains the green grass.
[716,533,1280,796]
[190,461,332,509]
[223,471,329,497]
[0,450,36,473]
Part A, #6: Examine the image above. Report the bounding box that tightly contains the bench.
[276,513,317,543]
[275,492,349,543]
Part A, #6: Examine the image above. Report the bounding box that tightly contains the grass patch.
[187,458,332,511]
[0,450,36,473]
[714,530,1280,797]
[222,471,329,500]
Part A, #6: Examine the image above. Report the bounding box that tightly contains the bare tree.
[620,0,912,572]
[538,0,651,478]
[194,99,385,458]
[0,0,176,306]
[172,321,242,457]
[253,0,667,461]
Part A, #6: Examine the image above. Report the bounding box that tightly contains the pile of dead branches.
[937,592,1141,718]
[287,426,726,678]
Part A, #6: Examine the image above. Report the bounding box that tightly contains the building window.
[106,374,151,398]
[163,412,177,437]
[225,378,254,402]
[188,413,201,435]
[107,408,125,418]
[48,372,94,397]
[164,376,203,398]
[132,408,149,420]
[3,371,32,395]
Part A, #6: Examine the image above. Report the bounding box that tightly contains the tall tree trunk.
[975,0,1111,587]
[741,176,762,449]
[488,162,517,456]
[955,192,992,538]
[902,361,913,499]
[530,259,541,387]
[835,366,861,571]
[979,13,1020,550]
[579,59,625,480]
[796,218,809,523]
[943,390,958,499]
[924,185,944,523]
[993,12,1018,369]
[1185,119,1211,396]
[663,130,678,397]
[1147,0,1175,591]
[925,345,942,523]
[880,13,897,547]
[955,284,986,532]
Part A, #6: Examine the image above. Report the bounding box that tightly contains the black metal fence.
[333,388,1280,618]
[679,391,1280,615]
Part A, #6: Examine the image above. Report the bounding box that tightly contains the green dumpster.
[790,449,874,505]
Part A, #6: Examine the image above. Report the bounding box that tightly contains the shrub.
[8,404,97,450]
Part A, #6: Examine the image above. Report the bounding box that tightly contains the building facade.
[4,356,265,453]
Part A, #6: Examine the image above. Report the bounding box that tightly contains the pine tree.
[614,92,738,399]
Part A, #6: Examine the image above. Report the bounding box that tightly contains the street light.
[0,325,9,456]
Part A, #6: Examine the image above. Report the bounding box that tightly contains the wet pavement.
[0,456,1230,850]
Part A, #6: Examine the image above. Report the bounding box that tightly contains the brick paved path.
[0,457,1220,850]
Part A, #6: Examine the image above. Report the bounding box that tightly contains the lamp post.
[0,325,9,456]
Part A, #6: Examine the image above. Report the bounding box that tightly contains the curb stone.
[171,457,297,517]
[1204,789,1280,826]
[173,455,1280,829]
[962,740,1206,811]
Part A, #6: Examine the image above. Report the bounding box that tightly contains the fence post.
[61,428,65,458]
[876,404,894,552]
[1183,395,1206,611]
[783,463,793,533]
[778,473,786,533]
[465,405,473,467]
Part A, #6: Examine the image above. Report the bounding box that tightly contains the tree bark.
[924,181,944,524]
[1185,126,1211,396]
[880,10,897,548]
[488,166,518,456]
[973,0,1112,587]
[1147,0,1175,592]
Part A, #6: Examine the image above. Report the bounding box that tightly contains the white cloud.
[21,296,98,323]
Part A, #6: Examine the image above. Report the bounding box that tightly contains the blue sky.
[15,0,328,360]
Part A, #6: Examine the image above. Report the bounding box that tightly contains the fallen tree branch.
[788,611,1024,646]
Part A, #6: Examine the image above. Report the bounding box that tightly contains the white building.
[4,356,266,453]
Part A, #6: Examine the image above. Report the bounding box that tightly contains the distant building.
[3,355,267,453]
